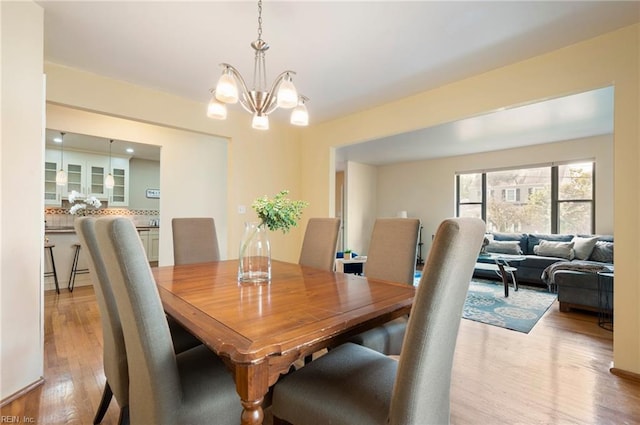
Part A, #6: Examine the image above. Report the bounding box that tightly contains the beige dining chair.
[349,218,421,355]
[94,217,242,425]
[298,218,341,271]
[272,217,486,425]
[74,217,201,425]
[172,217,220,265]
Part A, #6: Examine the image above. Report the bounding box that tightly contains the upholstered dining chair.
[94,217,242,425]
[272,217,486,425]
[75,217,201,425]
[172,217,220,265]
[298,218,341,271]
[349,218,421,355]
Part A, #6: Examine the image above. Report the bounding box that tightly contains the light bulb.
[252,113,269,130]
[105,173,115,189]
[207,95,227,119]
[276,75,298,109]
[290,102,309,126]
[215,71,239,104]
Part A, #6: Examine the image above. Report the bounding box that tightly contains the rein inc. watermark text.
[1,417,35,423]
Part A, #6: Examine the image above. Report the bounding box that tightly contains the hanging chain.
[257,0,263,42]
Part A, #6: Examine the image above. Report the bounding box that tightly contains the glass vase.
[238,222,271,285]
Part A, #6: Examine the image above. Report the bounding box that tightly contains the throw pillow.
[485,240,523,255]
[572,236,599,260]
[533,240,575,260]
[589,241,614,263]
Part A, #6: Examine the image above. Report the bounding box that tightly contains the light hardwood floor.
[2,285,639,424]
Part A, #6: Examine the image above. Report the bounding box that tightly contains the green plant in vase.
[239,190,308,284]
[252,189,309,233]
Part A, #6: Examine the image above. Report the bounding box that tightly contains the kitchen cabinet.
[44,150,62,206]
[149,229,160,262]
[44,149,130,207]
[64,151,109,200]
[109,156,129,207]
[138,228,159,262]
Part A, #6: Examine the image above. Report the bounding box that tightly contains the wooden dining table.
[152,259,416,425]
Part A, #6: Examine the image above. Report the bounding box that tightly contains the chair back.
[172,217,220,265]
[298,218,341,271]
[389,217,485,425]
[365,218,421,285]
[96,217,181,425]
[74,217,129,408]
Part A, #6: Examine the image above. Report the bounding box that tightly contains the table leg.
[236,361,269,425]
[497,263,509,297]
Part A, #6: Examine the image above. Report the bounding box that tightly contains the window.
[456,162,594,234]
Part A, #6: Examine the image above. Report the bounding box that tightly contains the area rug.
[462,279,557,333]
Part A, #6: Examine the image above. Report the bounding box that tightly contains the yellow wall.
[46,104,230,262]
[300,25,640,373]
[373,135,614,255]
[44,63,306,262]
[1,1,45,400]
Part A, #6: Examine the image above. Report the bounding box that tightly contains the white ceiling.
[38,1,637,162]
[45,129,161,161]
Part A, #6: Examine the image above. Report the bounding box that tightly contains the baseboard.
[0,377,44,407]
[610,365,640,383]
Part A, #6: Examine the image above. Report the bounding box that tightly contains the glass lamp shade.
[56,169,67,186]
[276,77,298,109]
[252,113,269,130]
[105,173,115,189]
[207,96,228,119]
[215,72,239,104]
[290,103,309,126]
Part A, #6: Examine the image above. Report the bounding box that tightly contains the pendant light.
[55,132,67,186]
[105,139,115,189]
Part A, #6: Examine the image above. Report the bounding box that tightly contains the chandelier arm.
[263,97,279,115]
[219,63,257,111]
[239,96,257,114]
[266,70,297,99]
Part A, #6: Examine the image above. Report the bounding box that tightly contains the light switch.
[238,205,246,214]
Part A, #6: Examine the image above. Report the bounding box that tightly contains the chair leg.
[68,245,81,292]
[118,405,130,425]
[93,382,113,424]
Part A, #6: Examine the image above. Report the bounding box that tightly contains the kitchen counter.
[44,225,160,291]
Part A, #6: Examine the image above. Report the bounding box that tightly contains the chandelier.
[207,0,309,130]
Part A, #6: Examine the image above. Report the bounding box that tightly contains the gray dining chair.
[94,217,242,425]
[349,218,421,355]
[272,217,486,425]
[74,218,202,425]
[298,218,341,271]
[172,217,220,265]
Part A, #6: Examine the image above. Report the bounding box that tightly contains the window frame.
[456,162,595,234]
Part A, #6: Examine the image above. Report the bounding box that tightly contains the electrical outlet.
[238,205,246,214]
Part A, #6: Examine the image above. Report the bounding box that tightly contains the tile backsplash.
[45,207,160,228]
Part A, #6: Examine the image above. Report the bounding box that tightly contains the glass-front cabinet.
[109,156,129,207]
[44,149,129,206]
[44,150,61,206]
[63,151,108,200]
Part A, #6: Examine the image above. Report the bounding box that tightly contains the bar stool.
[44,242,60,294]
[68,243,90,292]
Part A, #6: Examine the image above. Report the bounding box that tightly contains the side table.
[475,254,525,297]
[335,256,367,275]
[597,271,614,331]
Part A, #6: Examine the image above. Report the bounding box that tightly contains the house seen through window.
[456,162,594,234]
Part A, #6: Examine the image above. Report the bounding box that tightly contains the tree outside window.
[457,162,594,234]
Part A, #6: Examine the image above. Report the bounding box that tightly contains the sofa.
[474,232,614,312]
